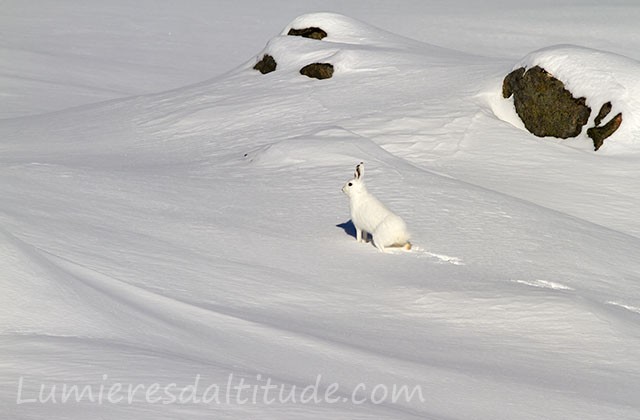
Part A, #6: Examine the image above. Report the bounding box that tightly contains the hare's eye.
[348,182,353,186]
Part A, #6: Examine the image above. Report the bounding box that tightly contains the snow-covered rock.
[504,45,640,152]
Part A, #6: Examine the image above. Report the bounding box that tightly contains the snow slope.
[2,3,640,420]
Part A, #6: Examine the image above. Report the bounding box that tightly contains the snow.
[2,2,640,420]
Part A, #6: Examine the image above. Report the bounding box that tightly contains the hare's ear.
[355,162,364,180]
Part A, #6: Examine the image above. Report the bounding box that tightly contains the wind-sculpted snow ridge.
[249,12,481,79]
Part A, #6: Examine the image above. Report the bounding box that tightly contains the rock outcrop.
[287,27,327,40]
[300,63,334,80]
[253,54,277,74]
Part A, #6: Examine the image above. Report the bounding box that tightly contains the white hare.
[342,162,411,252]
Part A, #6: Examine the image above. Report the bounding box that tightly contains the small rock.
[593,101,613,127]
[287,27,327,40]
[300,63,334,80]
[588,112,622,151]
[253,54,277,74]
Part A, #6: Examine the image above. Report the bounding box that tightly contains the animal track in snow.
[410,246,465,265]
[511,279,574,291]
[605,301,640,315]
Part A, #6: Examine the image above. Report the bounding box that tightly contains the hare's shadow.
[336,220,357,239]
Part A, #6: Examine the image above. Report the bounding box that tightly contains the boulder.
[253,54,277,74]
[300,63,334,80]
[503,66,623,150]
[503,66,591,139]
[287,27,327,40]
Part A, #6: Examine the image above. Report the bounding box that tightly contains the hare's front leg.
[362,231,369,243]
[356,227,363,242]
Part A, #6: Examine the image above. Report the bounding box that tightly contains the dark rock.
[502,67,524,99]
[593,101,613,127]
[588,101,622,151]
[503,66,591,139]
[287,27,327,40]
[253,54,277,74]
[300,63,334,80]
[588,112,622,151]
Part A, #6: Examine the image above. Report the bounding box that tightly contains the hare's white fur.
[342,162,411,253]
